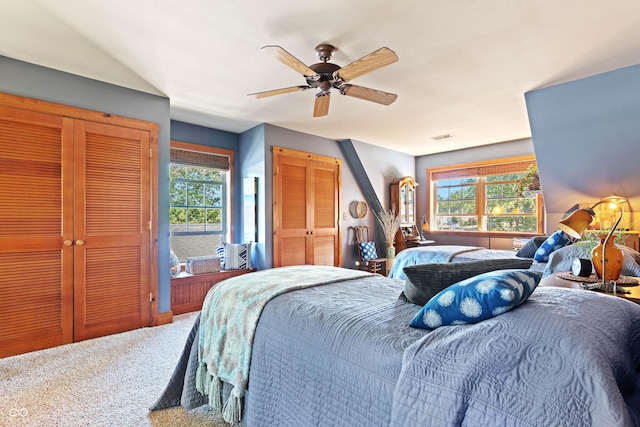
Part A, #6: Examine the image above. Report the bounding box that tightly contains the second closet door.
[273,147,341,267]
[73,120,151,341]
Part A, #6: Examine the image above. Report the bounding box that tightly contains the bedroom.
[2,1,640,425]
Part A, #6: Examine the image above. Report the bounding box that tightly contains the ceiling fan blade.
[313,94,330,117]
[262,45,318,77]
[249,86,310,99]
[340,84,397,105]
[336,47,398,81]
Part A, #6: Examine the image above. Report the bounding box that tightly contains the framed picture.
[243,177,258,242]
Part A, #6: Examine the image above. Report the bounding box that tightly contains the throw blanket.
[391,287,640,426]
[196,265,371,423]
[389,245,483,278]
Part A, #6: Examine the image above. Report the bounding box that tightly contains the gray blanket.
[152,271,640,426]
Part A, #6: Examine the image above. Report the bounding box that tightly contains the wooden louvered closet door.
[0,106,74,357]
[273,147,341,267]
[73,121,150,341]
[0,94,156,358]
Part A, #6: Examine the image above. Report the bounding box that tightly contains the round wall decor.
[350,201,368,218]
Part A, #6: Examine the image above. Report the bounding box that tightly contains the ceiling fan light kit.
[249,43,398,117]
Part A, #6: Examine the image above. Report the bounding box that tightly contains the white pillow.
[223,242,253,270]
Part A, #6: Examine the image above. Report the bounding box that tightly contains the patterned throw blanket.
[196,265,371,423]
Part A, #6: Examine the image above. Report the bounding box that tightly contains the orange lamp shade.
[557,209,594,239]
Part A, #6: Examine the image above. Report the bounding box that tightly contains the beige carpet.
[0,312,234,427]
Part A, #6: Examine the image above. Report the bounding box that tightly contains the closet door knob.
[63,240,73,246]
[75,240,85,246]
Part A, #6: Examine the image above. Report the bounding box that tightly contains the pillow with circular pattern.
[409,269,542,330]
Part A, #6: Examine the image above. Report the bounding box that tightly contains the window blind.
[170,148,230,171]
[431,160,536,180]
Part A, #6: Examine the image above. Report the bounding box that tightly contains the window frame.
[169,140,235,242]
[427,155,543,236]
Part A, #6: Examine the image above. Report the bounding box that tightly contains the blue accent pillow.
[409,269,542,330]
[533,230,573,262]
[358,241,379,261]
[516,236,548,259]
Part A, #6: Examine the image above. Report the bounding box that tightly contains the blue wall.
[352,139,415,207]
[526,63,640,229]
[238,125,267,270]
[171,120,239,150]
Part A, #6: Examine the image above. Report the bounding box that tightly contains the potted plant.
[516,165,541,197]
[374,204,402,259]
[577,227,629,253]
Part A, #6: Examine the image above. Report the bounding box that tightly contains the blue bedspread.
[244,274,425,426]
[391,287,640,426]
[152,267,640,427]
[196,266,370,422]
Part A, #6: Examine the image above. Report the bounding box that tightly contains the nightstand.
[405,239,435,249]
[539,274,640,305]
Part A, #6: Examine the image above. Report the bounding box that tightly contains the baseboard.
[157,311,173,325]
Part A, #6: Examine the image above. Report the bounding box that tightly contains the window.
[169,141,234,261]
[429,156,542,234]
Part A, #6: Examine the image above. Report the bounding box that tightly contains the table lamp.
[557,208,595,239]
[558,196,628,293]
[420,215,429,239]
[589,196,627,293]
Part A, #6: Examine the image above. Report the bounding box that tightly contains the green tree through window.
[429,158,542,234]
[169,142,233,263]
[170,164,224,233]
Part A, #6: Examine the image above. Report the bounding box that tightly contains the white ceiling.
[2,0,640,156]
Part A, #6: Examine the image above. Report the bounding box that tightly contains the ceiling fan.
[249,43,399,117]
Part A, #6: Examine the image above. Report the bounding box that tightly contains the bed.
[388,245,525,279]
[151,264,640,427]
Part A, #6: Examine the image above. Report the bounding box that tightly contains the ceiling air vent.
[430,134,455,142]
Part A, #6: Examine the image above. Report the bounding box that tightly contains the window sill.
[170,268,255,314]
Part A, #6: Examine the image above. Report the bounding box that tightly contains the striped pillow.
[223,242,253,270]
[215,245,225,269]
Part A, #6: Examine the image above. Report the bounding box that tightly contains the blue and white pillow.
[215,245,225,269]
[410,269,542,330]
[223,242,253,270]
[533,230,574,262]
[358,241,379,261]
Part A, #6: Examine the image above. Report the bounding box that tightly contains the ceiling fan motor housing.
[307,62,341,94]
